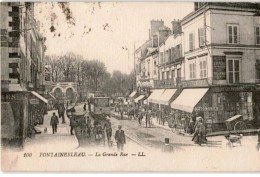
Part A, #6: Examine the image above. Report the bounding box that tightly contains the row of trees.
[46,53,136,99]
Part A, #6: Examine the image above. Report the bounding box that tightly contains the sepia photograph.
[1,1,260,172]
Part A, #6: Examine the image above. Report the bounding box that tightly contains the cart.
[225,115,247,132]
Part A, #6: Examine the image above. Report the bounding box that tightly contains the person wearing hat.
[162,138,174,153]
[115,125,126,151]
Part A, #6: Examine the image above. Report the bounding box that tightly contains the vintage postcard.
[1,1,260,172]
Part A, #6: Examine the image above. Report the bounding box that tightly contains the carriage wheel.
[234,121,247,131]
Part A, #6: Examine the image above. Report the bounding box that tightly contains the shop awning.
[129,91,137,98]
[170,88,209,113]
[148,89,165,104]
[134,95,145,103]
[157,89,177,105]
[31,91,48,104]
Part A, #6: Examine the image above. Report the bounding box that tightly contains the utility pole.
[133,42,136,90]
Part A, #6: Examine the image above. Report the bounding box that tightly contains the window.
[166,71,170,80]
[171,70,175,80]
[227,24,239,44]
[227,59,240,83]
[189,32,195,50]
[189,63,196,79]
[255,27,260,45]
[153,61,156,75]
[199,60,207,78]
[177,68,181,80]
[199,28,205,47]
[160,52,163,64]
[162,72,165,80]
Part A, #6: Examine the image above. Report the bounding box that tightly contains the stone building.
[1,2,47,148]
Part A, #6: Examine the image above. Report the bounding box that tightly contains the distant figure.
[83,103,86,111]
[61,104,65,123]
[120,109,124,120]
[145,111,151,128]
[115,125,126,151]
[138,112,143,126]
[50,112,59,134]
[162,138,174,153]
[86,116,91,127]
[68,114,74,135]
[106,122,112,145]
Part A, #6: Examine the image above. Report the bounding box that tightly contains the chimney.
[150,20,164,39]
[171,19,182,36]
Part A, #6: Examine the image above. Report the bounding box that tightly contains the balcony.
[154,79,175,89]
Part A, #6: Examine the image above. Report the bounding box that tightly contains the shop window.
[189,63,196,79]
[199,60,207,78]
[227,24,239,44]
[227,59,240,84]
[255,27,260,45]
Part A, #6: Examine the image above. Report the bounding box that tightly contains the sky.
[34,2,194,74]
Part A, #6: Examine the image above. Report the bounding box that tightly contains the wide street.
[2,103,259,171]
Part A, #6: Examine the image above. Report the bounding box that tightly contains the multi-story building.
[132,20,171,106]
[1,2,47,148]
[135,2,260,131]
[171,2,260,131]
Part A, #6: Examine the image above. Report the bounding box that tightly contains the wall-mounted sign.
[213,56,226,80]
[30,98,39,105]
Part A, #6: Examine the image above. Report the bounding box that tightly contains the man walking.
[50,112,59,134]
[115,125,126,151]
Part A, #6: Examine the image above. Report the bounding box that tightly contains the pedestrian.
[115,125,126,151]
[162,138,174,153]
[68,115,74,135]
[86,116,91,127]
[106,122,112,145]
[145,111,151,128]
[120,109,124,120]
[83,103,86,111]
[61,104,65,123]
[50,112,59,134]
[138,112,143,126]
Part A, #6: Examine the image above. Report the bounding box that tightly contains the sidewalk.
[24,109,79,151]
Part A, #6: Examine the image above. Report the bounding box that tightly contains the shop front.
[170,85,259,132]
[1,91,29,148]
[147,89,165,111]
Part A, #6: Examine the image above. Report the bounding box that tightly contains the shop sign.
[181,79,209,87]
[213,56,226,80]
[30,98,39,105]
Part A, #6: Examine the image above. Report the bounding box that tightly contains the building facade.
[1,2,47,148]
[134,2,260,131]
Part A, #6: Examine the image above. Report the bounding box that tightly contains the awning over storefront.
[148,89,165,104]
[31,91,48,104]
[129,91,137,98]
[170,88,209,113]
[134,95,145,103]
[157,89,177,105]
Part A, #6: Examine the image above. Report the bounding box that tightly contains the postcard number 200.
[23,153,32,157]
